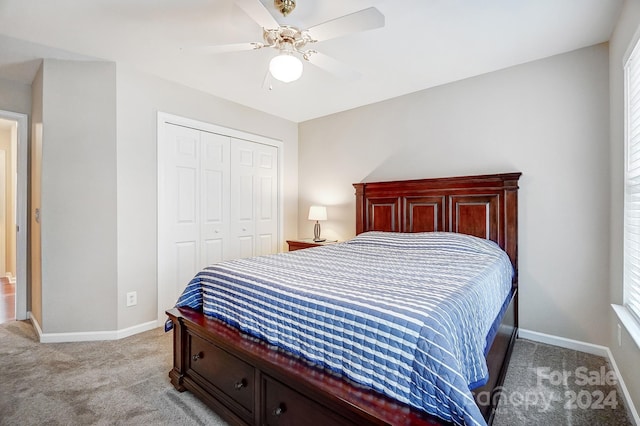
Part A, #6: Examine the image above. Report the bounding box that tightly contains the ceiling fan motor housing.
[263,26,313,52]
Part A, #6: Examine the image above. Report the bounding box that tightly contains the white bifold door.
[158,120,279,321]
[231,138,279,259]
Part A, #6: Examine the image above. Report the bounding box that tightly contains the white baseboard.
[519,328,609,357]
[519,328,639,425]
[28,312,158,343]
[5,272,15,284]
[605,345,640,425]
[115,320,160,340]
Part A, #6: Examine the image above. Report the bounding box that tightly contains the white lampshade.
[269,53,303,83]
[308,205,327,221]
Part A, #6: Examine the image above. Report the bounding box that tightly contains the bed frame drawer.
[168,307,479,426]
[262,375,356,426]
[187,331,255,417]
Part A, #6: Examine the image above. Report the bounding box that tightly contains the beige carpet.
[0,320,635,425]
[493,339,634,425]
[0,320,225,425]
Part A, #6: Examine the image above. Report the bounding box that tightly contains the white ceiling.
[0,0,624,123]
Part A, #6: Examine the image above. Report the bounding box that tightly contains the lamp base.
[313,221,325,243]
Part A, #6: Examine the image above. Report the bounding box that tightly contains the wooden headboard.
[353,172,521,285]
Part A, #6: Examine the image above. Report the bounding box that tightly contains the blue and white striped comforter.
[175,231,513,426]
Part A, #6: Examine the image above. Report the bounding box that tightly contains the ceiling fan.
[195,0,385,84]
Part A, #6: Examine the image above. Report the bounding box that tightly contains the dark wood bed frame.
[166,172,521,426]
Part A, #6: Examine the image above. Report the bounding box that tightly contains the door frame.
[156,112,284,323]
[0,110,28,320]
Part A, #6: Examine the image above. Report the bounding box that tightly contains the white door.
[254,142,279,256]
[157,113,281,323]
[158,123,230,316]
[230,139,278,258]
[201,131,231,265]
[230,140,256,259]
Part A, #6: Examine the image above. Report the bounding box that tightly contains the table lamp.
[308,205,327,242]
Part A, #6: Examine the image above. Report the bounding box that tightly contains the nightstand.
[286,239,338,251]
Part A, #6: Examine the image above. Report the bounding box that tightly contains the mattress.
[175,231,513,426]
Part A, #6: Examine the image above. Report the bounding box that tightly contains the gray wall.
[299,44,611,346]
[26,60,299,333]
[0,77,31,115]
[40,59,118,333]
[609,0,640,413]
[115,64,299,330]
[18,59,300,334]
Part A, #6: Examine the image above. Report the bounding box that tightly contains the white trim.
[29,312,158,343]
[157,112,283,148]
[606,345,640,425]
[0,110,27,321]
[623,21,640,65]
[520,328,639,425]
[115,320,159,340]
[613,304,640,350]
[519,328,609,356]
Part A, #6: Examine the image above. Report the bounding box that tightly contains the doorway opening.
[0,111,28,323]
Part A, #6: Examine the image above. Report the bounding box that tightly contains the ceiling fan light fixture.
[269,52,303,83]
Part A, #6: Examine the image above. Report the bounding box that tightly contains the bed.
[165,172,521,426]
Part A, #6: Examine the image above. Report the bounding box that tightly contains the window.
[622,39,640,340]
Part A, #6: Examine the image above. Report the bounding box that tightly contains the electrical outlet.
[618,323,622,347]
[126,291,137,307]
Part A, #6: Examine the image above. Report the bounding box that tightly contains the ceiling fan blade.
[306,7,384,42]
[262,69,273,90]
[305,51,361,81]
[235,0,280,29]
[183,42,261,55]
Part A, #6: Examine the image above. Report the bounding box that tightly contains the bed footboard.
[167,303,517,426]
[167,307,450,426]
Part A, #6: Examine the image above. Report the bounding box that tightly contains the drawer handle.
[272,403,286,417]
[192,352,203,362]
[234,379,247,390]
